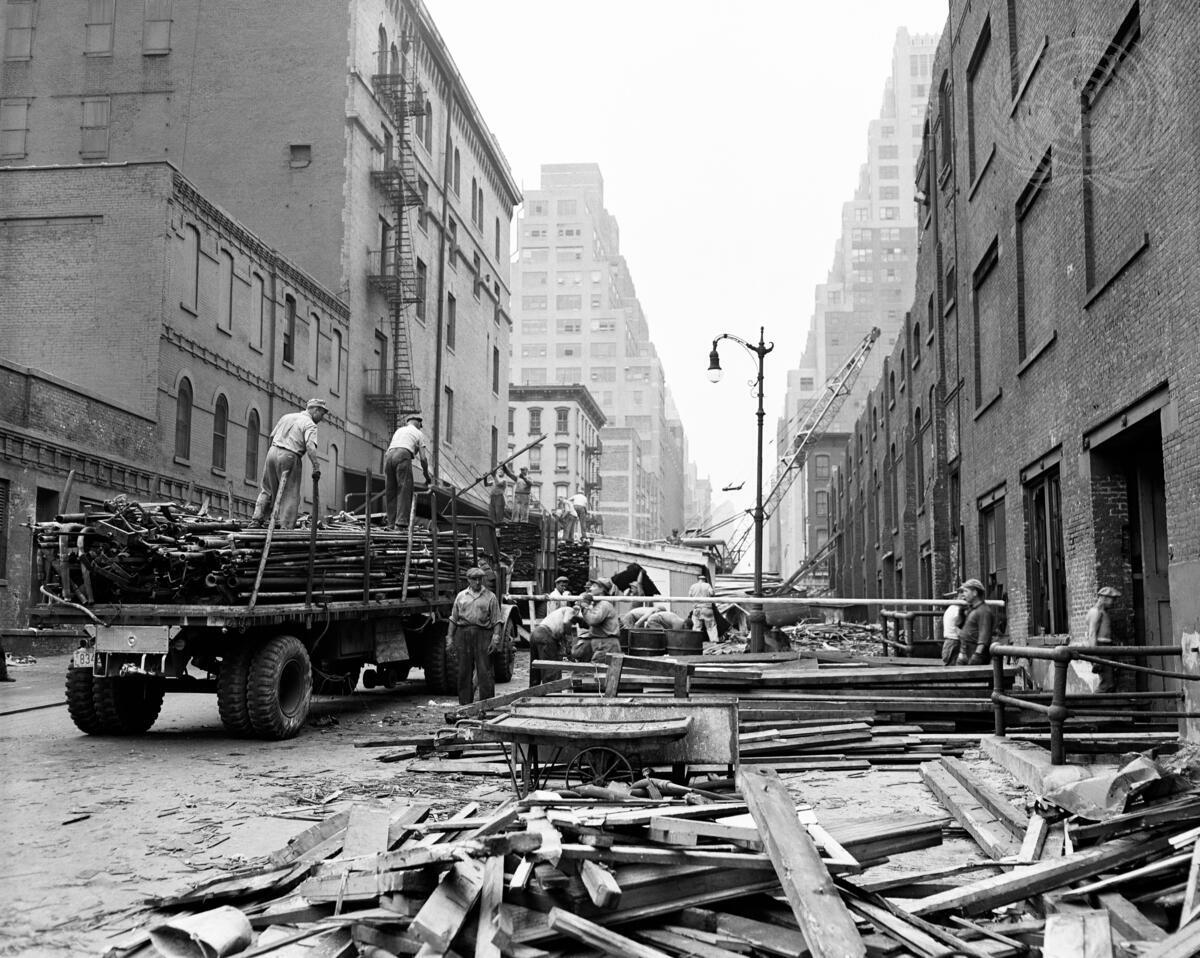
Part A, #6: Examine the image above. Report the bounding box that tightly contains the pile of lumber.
[34,497,476,606]
[554,541,590,594]
[786,620,884,656]
[498,521,542,580]
[108,766,970,958]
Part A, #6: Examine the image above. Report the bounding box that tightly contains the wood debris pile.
[106,766,983,958]
[497,521,544,581]
[785,620,885,657]
[33,497,476,606]
[553,542,590,594]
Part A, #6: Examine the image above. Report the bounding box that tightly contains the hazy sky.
[427,0,948,515]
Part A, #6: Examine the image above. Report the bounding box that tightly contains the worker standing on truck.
[447,567,503,705]
[512,467,533,522]
[384,412,431,530]
[484,464,517,524]
[249,398,327,529]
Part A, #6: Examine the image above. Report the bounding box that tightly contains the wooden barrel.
[627,629,666,657]
[664,629,703,656]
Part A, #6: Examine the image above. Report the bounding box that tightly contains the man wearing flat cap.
[955,578,994,666]
[447,567,503,705]
[1088,585,1122,692]
[250,398,327,529]
[384,412,431,529]
[573,578,620,661]
[547,575,572,613]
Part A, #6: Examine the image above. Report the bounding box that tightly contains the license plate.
[72,649,95,669]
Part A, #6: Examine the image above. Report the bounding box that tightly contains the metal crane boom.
[721,326,881,565]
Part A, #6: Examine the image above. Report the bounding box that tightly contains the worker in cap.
[384,412,431,529]
[954,578,994,666]
[447,566,503,705]
[574,577,620,661]
[249,398,328,529]
[1088,585,1122,692]
[941,584,968,666]
[547,574,572,613]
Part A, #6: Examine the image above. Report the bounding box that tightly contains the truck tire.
[92,675,165,734]
[247,635,312,740]
[492,618,517,684]
[425,631,454,696]
[65,667,103,734]
[217,646,253,736]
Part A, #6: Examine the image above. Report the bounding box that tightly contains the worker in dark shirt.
[956,577,994,666]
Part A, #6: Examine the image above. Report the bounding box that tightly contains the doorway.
[1090,414,1174,702]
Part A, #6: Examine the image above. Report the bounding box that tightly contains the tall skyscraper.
[769,27,939,580]
[510,164,686,540]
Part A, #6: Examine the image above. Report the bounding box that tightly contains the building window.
[555,343,580,358]
[522,369,547,385]
[966,17,992,183]
[445,292,456,350]
[331,328,342,395]
[521,294,547,311]
[816,490,829,517]
[937,73,952,175]
[1015,148,1054,360]
[555,367,581,384]
[521,318,546,335]
[911,322,921,363]
[914,408,925,506]
[972,238,1000,407]
[80,97,110,158]
[555,408,569,434]
[452,147,461,195]
[815,454,830,480]
[470,176,478,224]
[472,251,482,298]
[415,258,427,322]
[878,165,898,179]
[0,99,28,157]
[521,344,547,359]
[492,346,500,395]
[557,199,577,216]
[1025,464,1066,634]
[4,1,36,59]
[181,224,200,311]
[879,186,899,200]
[211,394,228,471]
[217,250,234,332]
[528,408,541,434]
[556,318,582,335]
[85,0,115,55]
[979,494,1007,603]
[282,294,296,365]
[310,314,321,380]
[494,217,501,259]
[507,407,515,436]
[491,426,498,467]
[529,446,542,472]
[174,377,192,460]
[421,100,433,151]
[0,478,8,578]
[555,444,569,472]
[878,144,898,159]
[556,246,583,263]
[589,341,616,358]
[442,386,454,443]
[142,0,172,54]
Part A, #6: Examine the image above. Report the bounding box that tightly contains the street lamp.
[706,327,774,653]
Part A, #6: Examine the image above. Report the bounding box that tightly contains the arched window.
[328,443,339,511]
[212,394,228,471]
[174,378,192,461]
[422,100,432,151]
[182,224,199,311]
[452,147,461,195]
[889,370,896,405]
[470,176,478,224]
[899,349,906,384]
[911,321,920,361]
[376,26,388,77]
[914,408,925,504]
[245,409,260,481]
[217,249,233,331]
[389,42,399,75]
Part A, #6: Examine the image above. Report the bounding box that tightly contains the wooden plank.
[580,859,622,909]
[1095,892,1166,944]
[1142,919,1200,957]
[269,810,350,866]
[938,756,1029,838]
[474,855,504,958]
[604,654,626,697]
[911,836,1170,917]
[1017,813,1050,863]
[447,677,574,721]
[558,843,776,871]
[636,928,747,958]
[680,909,810,958]
[660,924,754,953]
[737,766,866,957]
[337,804,392,860]
[1043,910,1114,958]
[411,859,486,952]
[388,802,432,848]
[920,761,1021,861]
[546,908,671,958]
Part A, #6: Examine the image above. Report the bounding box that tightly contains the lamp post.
[707,326,774,653]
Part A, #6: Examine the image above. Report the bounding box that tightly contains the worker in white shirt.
[529,604,579,687]
[250,398,327,529]
[940,586,967,666]
[570,489,590,541]
[547,575,572,612]
[689,571,719,643]
[384,412,431,529]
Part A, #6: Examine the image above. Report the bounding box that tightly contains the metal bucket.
[664,628,703,656]
[627,629,666,657]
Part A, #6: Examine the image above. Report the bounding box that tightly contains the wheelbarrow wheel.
[564,746,635,789]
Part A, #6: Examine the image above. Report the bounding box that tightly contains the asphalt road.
[0,652,530,957]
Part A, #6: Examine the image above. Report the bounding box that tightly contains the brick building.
[505,385,604,519]
[0,0,520,493]
[828,0,1200,725]
[0,163,353,630]
[769,28,938,582]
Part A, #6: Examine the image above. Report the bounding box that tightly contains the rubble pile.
[33,497,476,607]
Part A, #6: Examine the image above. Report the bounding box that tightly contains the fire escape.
[366,35,423,427]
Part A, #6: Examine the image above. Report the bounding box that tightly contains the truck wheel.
[65,667,103,734]
[247,635,312,740]
[92,675,165,734]
[422,623,454,695]
[492,618,517,684]
[217,646,253,736]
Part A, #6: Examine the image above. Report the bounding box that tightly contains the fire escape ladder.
[367,35,424,427]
